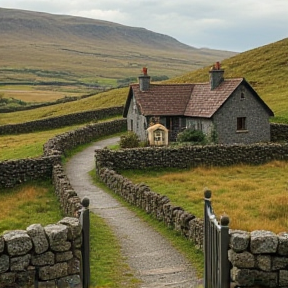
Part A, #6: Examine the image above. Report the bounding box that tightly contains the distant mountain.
[0,8,237,86]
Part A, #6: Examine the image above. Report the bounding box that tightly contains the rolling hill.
[0,7,236,87]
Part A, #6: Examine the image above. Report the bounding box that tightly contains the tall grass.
[121,160,288,233]
[0,181,63,235]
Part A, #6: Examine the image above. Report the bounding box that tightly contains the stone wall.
[0,217,82,288]
[95,142,288,172]
[95,143,288,287]
[270,123,288,142]
[229,230,288,287]
[0,106,123,135]
[98,167,204,248]
[0,119,126,189]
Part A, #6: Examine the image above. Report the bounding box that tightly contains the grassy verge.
[0,180,63,235]
[90,170,204,279]
[90,213,140,288]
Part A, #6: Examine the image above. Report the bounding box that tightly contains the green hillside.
[168,38,288,123]
[0,7,235,88]
[1,37,287,125]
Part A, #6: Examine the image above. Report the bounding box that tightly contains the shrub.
[176,129,206,144]
[119,131,140,148]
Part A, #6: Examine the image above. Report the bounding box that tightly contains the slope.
[0,7,236,86]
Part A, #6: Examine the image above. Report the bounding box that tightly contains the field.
[121,161,288,234]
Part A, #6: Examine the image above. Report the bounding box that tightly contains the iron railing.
[204,189,230,288]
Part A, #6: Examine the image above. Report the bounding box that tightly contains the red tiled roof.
[130,79,243,118]
[185,78,243,117]
[131,83,194,116]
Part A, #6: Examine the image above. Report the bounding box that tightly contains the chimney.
[209,62,224,90]
[139,67,150,91]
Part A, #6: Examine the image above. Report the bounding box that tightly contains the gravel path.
[64,137,200,288]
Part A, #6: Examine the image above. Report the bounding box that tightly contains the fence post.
[80,197,90,288]
[220,214,230,288]
[204,188,212,288]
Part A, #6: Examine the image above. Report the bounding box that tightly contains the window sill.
[236,130,248,133]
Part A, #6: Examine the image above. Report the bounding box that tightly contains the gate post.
[220,214,230,288]
[80,197,90,288]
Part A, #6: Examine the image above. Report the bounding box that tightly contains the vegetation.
[119,131,140,148]
[0,181,63,235]
[121,160,288,234]
[176,129,207,144]
[167,38,288,123]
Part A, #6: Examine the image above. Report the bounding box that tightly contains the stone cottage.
[123,63,274,144]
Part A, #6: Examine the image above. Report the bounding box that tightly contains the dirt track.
[65,136,200,287]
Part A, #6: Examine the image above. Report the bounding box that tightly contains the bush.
[119,132,140,148]
[176,129,206,144]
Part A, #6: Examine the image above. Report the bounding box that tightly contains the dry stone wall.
[0,217,82,288]
[0,106,123,135]
[95,142,288,287]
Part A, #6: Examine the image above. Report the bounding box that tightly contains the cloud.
[1,0,288,51]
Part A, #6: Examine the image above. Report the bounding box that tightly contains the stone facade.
[0,106,123,135]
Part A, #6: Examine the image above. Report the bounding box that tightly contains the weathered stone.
[31,251,55,266]
[231,267,278,287]
[38,280,58,288]
[39,262,68,281]
[229,230,250,252]
[257,255,272,271]
[51,241,71,252]
[73,249,82,260]
[228,250,255,268]
[250,230,278,254]
[272,256,288,270]
[10,254,31,271]
[58,217,82,240]
[0,236,4,253]
[0,254,9,273]
[279,270,288,287]
[44,224,68,243]
[0,272,16,288]
[73,236,82,249]
[278,232,288,256]
[3,230,33,256]
[67,257,81,275]
[16,269,35,287]
[44,224,71,251]
[27,223,49,254]
[56,251,73,263]
[57,275,82,288]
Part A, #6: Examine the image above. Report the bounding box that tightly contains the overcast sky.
[1,0,288,52]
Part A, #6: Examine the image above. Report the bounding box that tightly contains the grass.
[0,116,122,161]
[0,88,128,125]
[90,213,140,288]
[0,180,63,235]
[0,123,89,161]
[121,160,288,234]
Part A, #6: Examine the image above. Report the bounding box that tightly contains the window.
[240,92,245,99]
[130,119,133,131]
[154,129,163,142]
[237,117,246,131]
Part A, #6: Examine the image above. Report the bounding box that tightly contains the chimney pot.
[142,67,148,75]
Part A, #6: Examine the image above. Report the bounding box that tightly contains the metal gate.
[204,189,230,288]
